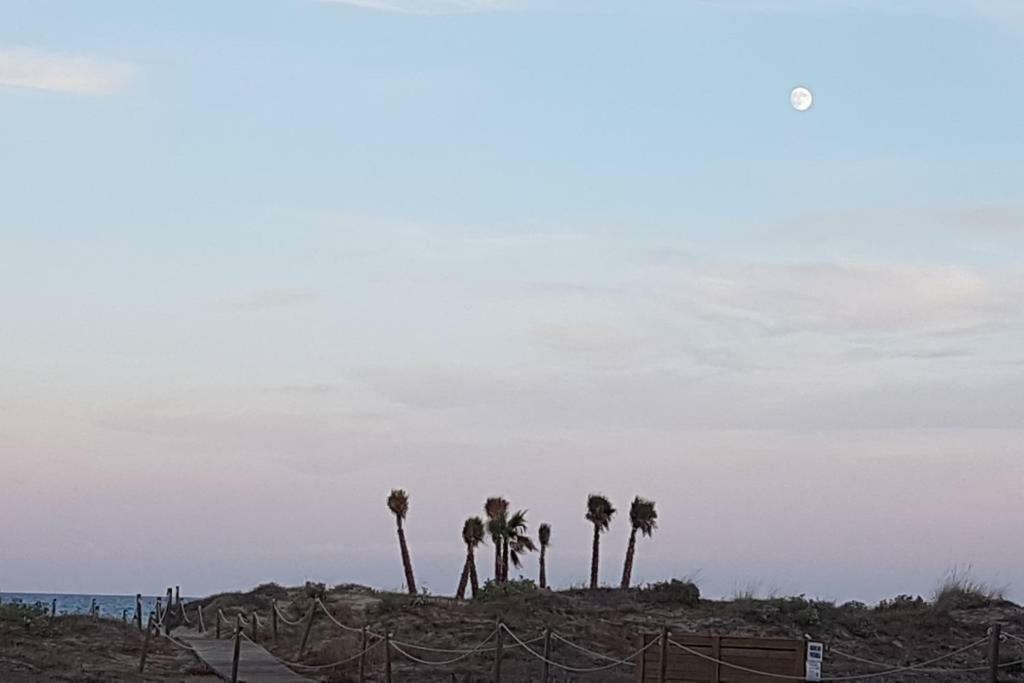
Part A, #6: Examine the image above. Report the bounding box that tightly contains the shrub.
[304,582,327,601]
[877,594,926,611]
[476,579,538,602]
[639,579,701,607]
[0,601,48,623]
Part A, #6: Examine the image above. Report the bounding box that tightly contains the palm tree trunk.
[456,553,471,600]
[501,538,510,583]
[469,553,480,597]
[620,528,638,589]
[589,524,601,589]
[396,520,417,595]
[539,546,547,589]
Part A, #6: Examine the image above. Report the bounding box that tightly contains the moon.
[790,86,813,112]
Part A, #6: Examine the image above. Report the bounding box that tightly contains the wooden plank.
[177,629,313,682]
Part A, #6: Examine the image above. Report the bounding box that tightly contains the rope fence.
[131,585,1024,682]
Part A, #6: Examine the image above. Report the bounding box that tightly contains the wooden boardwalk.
[175,629,313,682]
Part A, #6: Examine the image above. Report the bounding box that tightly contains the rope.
[392,629,497,654]
[501,624,658,673]
[829,646,1001,673]
[315,599,377,635]
[274,603,305,626]
[553,632,637,667]
[241,631,384,671]
[669,637,990,681]
[1005,631,1024,645]
[390,630,498,666]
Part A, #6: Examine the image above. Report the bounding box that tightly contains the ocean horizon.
[1,592,197,619]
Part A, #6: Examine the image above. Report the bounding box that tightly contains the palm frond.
[629,496,658,537]
[586,493,616,531]
[538,523,551,548]
[387,489,409,520]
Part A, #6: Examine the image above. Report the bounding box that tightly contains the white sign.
[805,660,822,682]
[807,642,824,661]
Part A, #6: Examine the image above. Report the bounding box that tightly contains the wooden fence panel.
[637,633,805,683]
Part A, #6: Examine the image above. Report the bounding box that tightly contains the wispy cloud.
[0,46,136,94]
[319,0,514,15]
[216,288,318,312]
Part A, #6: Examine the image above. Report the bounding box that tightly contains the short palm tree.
[387,489,417,595]
[503,510,536,581]
[485,497,509,582]
[621,496,657,589]
[456,516,486,600]
[586,494,616,589]
[538,523,551,589]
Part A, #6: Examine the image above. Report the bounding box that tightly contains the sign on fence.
[637,632,815,682]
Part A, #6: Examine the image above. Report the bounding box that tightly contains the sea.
[0,593,194,620]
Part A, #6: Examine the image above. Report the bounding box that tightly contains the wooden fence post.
[272,600,279,641]
[541,628,551,682]
[358,625,368,683]
[90,598,97,619]
[990,624,1002,683]
[231,617,242,683]
[299,604,316,657]
[251,612,258,640]
[384,631,393,683]
[51,599,57,618]
[658,627,670,683]
[134,594,142,630]
[216,610,222,639]
[198,604,206,633]
[174,585,180,606]
[639,632,649,682]
[711,634,721,683]
[493,620,504,683]
[139,613,155,673]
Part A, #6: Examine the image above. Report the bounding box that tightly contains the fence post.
[990,624,1002,683]
[216,610,222,639]
[166,588,173,613]
[358,625,369,683]
[639,632,649,682]
[175,585,180,606]
[198,604,206,633]
[134,594,142,630]
[91,598,97,619]
[299,604,317,657]
[139,613,155,673]
[385,631,394,683]
[51,598,57,618]
[658,626,670,683]
[231,617,242,683]
[493,620,504,683]
[272,600,279,641]
[541,627,551,682]
[251,612,258,640]
[123,609,128,623]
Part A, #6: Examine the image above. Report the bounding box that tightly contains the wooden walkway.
[175,629,313,682]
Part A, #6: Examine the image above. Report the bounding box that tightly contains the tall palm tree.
[586,494,616,589]
[503,510,535,582]
[538,523,551,589]
[387,489,417,595]
[620,497,657,589]
[485,497,509,582]
[456,516,485,599]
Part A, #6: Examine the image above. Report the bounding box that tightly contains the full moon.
[790,86,813,112]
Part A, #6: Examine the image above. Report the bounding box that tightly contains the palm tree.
[503,510,536,582]
[620,497,657,589]
[485,497,509,582]
[586,494,616,589]
[456,516,485,600]
[538,523,551,589]
[387,489,417,595]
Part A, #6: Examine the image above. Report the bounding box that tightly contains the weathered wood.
[272,600,279,641]
[175,585,180,605]
[493,620,504,683]
[358,625,368,683]
[385,631,393,683]
[251,611,258,640]
[231,617,242,683]
[541,628,551,682]
[990,624,1002,683]
[299,604,316,657]
[51,599,57,618]
[178,628,311,682]
[134,594,142,630]
[139,613,155,673]
[216,610,222,639]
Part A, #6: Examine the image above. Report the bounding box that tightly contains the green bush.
[0,601,48,623]
[476,579,538,602]
[639,579,701,607]
[877,594,926,611]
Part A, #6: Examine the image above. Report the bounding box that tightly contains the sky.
[2,0,1023,602]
